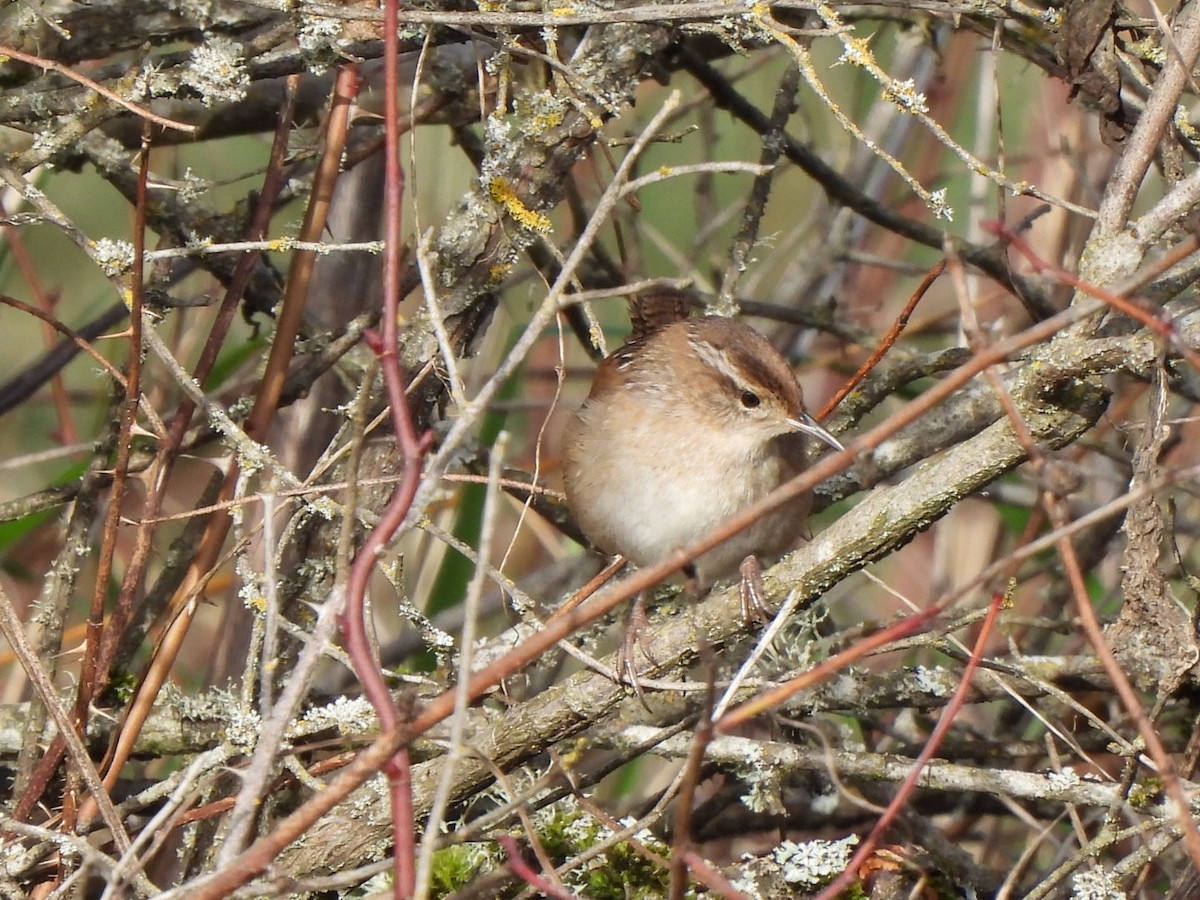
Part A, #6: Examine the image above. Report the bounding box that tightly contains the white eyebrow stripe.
[689,336,743,386]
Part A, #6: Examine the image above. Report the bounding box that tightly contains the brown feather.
[627,291,689,340]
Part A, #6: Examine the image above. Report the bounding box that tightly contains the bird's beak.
[787,412,844,452]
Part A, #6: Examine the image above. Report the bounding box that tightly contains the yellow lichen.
[244,593,268,613]
[487,177,552,233]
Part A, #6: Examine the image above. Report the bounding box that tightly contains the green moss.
[1128,776,1164,809]
[575,839,672,900]
[537,803,673,900]
[428,843,495,899]
[929,871,966,899]
[102,669,138,705]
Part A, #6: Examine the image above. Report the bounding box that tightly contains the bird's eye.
[740,390,761,409]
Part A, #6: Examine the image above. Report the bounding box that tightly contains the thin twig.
[1095,0,1200,234]
[668,675,717,900]
[816,258,944,422]
[0,44,197,134]
[414,434,508,896]
[1043,491,1200,875]
[0,583,145,886]
[66,124,151,839]
[84,74,308,823]
[992,222,1200,372]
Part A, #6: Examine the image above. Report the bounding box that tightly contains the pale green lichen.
[131,60,174,99]
[1047,766,1081,791]
[774,834,860,887]
[913,665,954,697]
[1175,105,1199,144]
[177,168,213,204]
[1128,37,1167,65]
[1071,867,1126,900]
[298,13,343,52]
[927,188,954,221]
[883,77,930,114]
[183,37,249,105]
[224,703,263,753]
[92,238,136,277]
[298,695,378,736]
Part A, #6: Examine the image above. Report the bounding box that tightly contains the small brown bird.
[562,314,842,677]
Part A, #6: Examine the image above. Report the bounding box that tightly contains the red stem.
[338,3,423,896]
[497,836,576,900]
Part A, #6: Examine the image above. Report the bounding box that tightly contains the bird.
[561,311,843,684]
